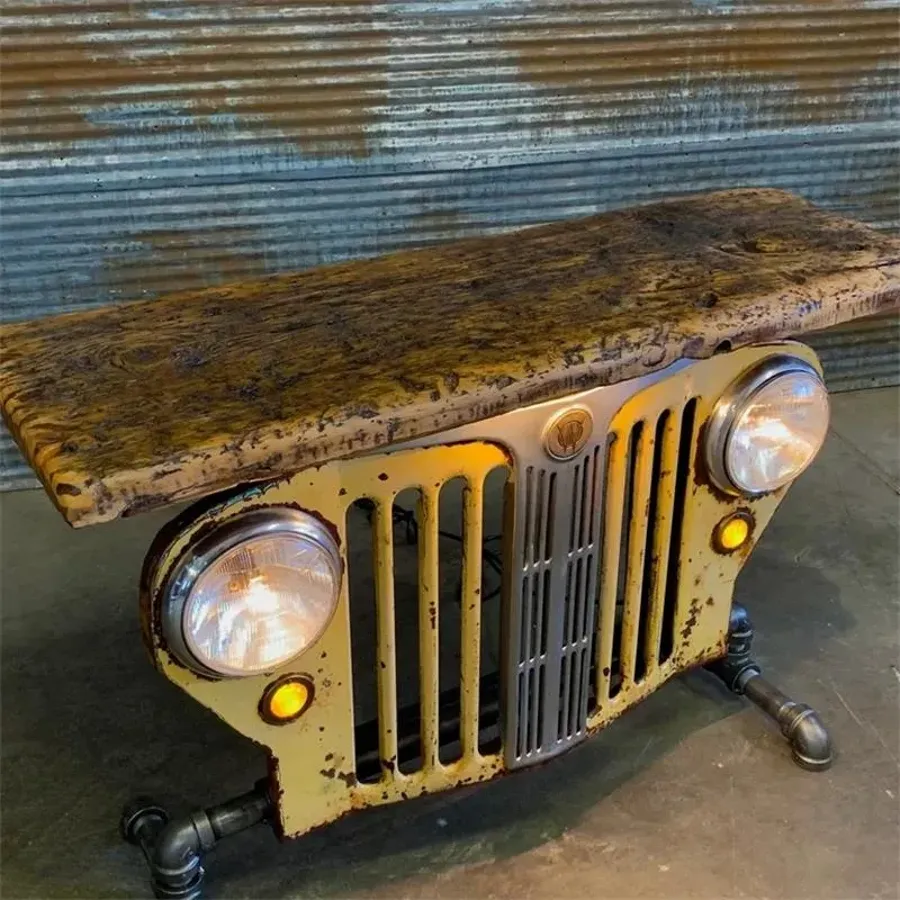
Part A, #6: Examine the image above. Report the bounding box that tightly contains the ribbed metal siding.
[806,312,900,393]
[2,1,897,490]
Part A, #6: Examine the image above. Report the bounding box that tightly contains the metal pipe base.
[121,783,273,899]
[706,604,833,772]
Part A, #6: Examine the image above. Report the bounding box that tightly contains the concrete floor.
[1,388,898,900]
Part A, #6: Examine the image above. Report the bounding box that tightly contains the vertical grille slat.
[373,501,400,775]
[619,422,654,689]
[641,411,680,678]
[459,478,484,760]
[417,488,440,772]
[670,400,701,655]
[595,434,626,708]
[660,399,698,664]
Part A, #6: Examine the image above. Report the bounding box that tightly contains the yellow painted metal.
[460,479,485,761]
[586,342,821,733]
[619,424,655,688]
[417,487,440,772]
[145,441,508,839]
[373,498,399,776]
[145,342,821,839]
[643,410,680,677]
[595,436,627,704]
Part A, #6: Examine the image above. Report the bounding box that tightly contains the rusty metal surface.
[1,0,897,489]
[143,344,797,838]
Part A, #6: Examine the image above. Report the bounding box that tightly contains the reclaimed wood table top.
[2,188,898,527]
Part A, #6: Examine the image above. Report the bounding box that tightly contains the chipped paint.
[139,345,797,838]
[1,189,898,527]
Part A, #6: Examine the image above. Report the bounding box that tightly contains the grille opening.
[557,654,569,739]
[521,665,544,754]
[660,399,698,664]
[346,498,383,784]
[559,555,591,740]
[610,421,643,699]
[521,569,550,661]
[635,411,669,684]
[538,568,551,656]
[586,446,601,547]
[393,488,423,775]
[569,448,600,552]
[544,472,557,561]
[522,466,535,567]
[438,476,466,765]
[354,672,502,784]
[569,646,589,738]
[568,461,582,550]
[480,465,509,755]
[524,467,556,566]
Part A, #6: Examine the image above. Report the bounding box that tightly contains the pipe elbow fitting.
[781,703,834,772]
[148,815,207,898]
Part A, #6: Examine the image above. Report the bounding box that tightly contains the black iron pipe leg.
[706,604,833,772]
[121,783,274,899]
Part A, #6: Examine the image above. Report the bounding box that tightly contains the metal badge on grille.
[543,407,593,460]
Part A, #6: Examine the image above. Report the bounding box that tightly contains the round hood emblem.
[543,407,593,460]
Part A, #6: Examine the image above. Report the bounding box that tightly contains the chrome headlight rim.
[160,507,341,679]
[705,354,827,497]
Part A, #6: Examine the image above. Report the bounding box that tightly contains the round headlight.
[706,356,830,496]
[161,509,341,677]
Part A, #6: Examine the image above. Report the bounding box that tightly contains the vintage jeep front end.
[1,190,897,898]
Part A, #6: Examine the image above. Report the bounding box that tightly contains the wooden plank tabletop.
[2,188,898,528]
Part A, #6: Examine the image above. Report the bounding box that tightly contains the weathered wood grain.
[1,188,898,528]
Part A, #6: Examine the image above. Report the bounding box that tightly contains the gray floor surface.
[1,388,898,900]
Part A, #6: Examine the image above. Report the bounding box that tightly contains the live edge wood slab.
[2,188,898,528]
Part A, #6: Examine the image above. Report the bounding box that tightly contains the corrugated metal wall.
[2,0,898,490]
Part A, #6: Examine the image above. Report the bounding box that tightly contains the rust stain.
[0,3,388,155]
[501,1,897,129]
[1,189,898,527]
[102,227,270,301]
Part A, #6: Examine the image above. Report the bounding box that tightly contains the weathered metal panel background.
[2,0,898,490]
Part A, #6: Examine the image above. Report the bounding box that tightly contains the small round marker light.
[260,676,314,725]
[715,513,752,553]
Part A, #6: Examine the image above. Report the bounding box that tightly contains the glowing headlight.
[706,355,830,496]
[161,509,341,678]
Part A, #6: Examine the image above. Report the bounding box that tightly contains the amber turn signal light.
[259,676,314,725]
[714,512,753,553]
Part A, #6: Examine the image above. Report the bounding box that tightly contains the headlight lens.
[162,510,341,677]
[707,357,829,495]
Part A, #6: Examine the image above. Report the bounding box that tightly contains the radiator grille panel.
[516,466,555,758]
[346,395,702,776]
[596,401,699,708]
[507,394,700,768]
[347,459,507,785]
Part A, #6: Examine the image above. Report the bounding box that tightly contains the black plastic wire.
[360,500,503,603]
